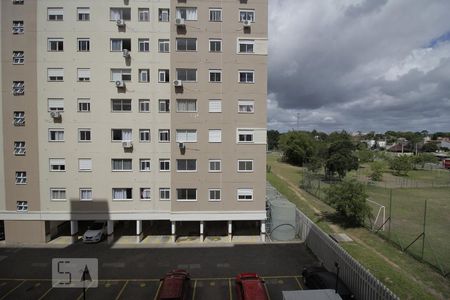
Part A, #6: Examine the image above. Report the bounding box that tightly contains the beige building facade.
[0,0,267,243]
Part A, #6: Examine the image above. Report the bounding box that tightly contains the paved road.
[0,243,317,300]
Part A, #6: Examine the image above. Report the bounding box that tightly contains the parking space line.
[76,280,96,300]
[114,280,128,300]
[192,280,197,300]
[0,280,25,300]
[294,276,303,290]
[153,281,162,300]
[228,279,233,300]
[264,283,271,300]
[261,275,299,279]
[37,286,53,300]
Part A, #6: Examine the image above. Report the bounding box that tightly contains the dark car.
[235,273,269,300]
[156,270,190,300]
[302,266,355,300]
[0,222,4,241]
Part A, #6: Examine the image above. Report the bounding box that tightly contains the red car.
[235,273,269,300]
[156,270,191,300]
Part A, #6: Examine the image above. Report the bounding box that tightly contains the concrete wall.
[4,220,46,244]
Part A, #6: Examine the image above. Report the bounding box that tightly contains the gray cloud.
[268,0,450,133]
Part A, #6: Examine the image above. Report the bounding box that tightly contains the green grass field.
[267,152,450,299]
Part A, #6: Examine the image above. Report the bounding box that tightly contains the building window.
[159,8,170,22]
[140,159,151,171]
[209,100,222,113]
[176,69,197,82]
[12,51,24,64]
[159,159,170,171]
[111,69,131,81]
[80,188,92,201]
[209,70,222,82]
[139,99,150,112]
[77,7,90,21]
[111,39,131,52]
[12,81,24,95]
[209,9,222,22]
[111,99,132,112]
[48,98,64,112]
[14,141,26,156]
[78,38,90,52]
[238,160,253,172]
[110,8,131,21]
[139,69,150,82]
[138,39,150,52]
[139,129,151,142]
[237,129,254,143]
[239,70,254,83]
[17,201,28,212]
[209,39,222,52]
[176,38,197,51]
[176,159,197,172]
[78,129,91,142]
[49,129,64,142]
[78,159,92,172]
[50,188,66,201]
[176,129,197,143]
[77,68,91,81]
[13,111,25,126]
[209,189,221,201]
[77,98,91,112]
[48,38,64,52]
[47,68,64,81]
[176,99,197,112]
[12,21,24,34]
[140,188,151,200]
[208,129,222,143]
[112,159,132,171]
[237,188,253,201]
[238,100,255,113]
[159,100,170,112]
[159,130,170,142]
[209,160,221,172]
[158,69,170,83]
[177,189,197,201]
[112,188,132,200]
[158,39,170,53]
[15,171,27,184]
[47,8,64,21]
[159,188,170,200]
[239,10,255,22]
[138,8,150,22]
[49,158,66,172]
[111,129,132,141]
[238,39,255,53]
[13,0,24,5]
[176,7,198,21]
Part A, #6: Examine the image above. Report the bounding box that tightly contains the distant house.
[387,143,413,153]
[440,139,450,150]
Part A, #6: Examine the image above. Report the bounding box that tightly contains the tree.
[389,155,412,176]
[325,179,371,227]
[369,161,384,181]
[278,131,316,166]
[325,139,359,179]
[357,149,374,164]
[267,130,280,151]
[421,143,438,153]
[412,153,439,169]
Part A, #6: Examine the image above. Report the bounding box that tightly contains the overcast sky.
[268,0,450,133]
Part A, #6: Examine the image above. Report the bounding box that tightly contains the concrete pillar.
[200,221,204,242]
[260,220,266,242]
[70,220,78,243]
[171,221,176,242]
[136,220,143,243]
[107,220,114,243]
[228,221,233,241]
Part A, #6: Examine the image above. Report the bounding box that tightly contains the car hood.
[84,230,102,238]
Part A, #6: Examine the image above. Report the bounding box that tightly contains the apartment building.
[0,0,267,244]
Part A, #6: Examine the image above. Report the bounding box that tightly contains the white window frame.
[12,81,24,95]
[237,188,253,201]
[110,38,131,52]
[51,188,67,201]
[13,111,25,126]
[238,39,255,54]
[139,69,150,83]
[12,21,24,34]
[77,7,90,21]
[109,8,131,21]
[159,9,170,22]
[208,100,222,113]
[78,128,91,142]
[158,69,170,83]
[16,201,28,212]
[176,159,197,172]
[111,129,132,142]
[176,129,197,143]
[176,7,198,21]
[47,68,64,82]
[77,38,90,52]
[237,129,254,143]
[159,159,170,172]
[77,68,91,81]
[140,188,151,200]
[49,158,66,172]
[48,129,64,142]
[159,100,170,112]
[138,39,150,52]
[208,189,221,202]
[238,100,255,113]
[139,99,150,112]
[111,159,132,172]
[208,159,222,173]
[48,38,64,52]
[176,188,197,201]
[209,8,222,22]
[208,129,222,143]
[239,70,255,83]
[176,99,197,112]
[176,68,197,82]
[112,188,133,201]
[48,98,64,112]
[78,158,92,172]
[139,129,151,142]
[77,98,91,112]
[138,8,150,22]
[159,188,170,201]
[14,141,26,156]
[209,69,222,83]
[111,68,131,81]
[238,160,254,172]
[140,159,151,172]
[12,51,24,64]
[239,9,255,22]
[159,129,170,142]
[176,38,197,52]
[47,7,64,21]
[209,39,222,52]
[80,188,93,201]
[111,99,132,112]
[158,39,170,53]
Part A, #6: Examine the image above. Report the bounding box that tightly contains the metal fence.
[295,208,399,300]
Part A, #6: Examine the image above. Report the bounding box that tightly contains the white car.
[82,222,106,243]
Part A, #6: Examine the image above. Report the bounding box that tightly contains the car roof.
[241,279,268,300]
[159,274,186,299]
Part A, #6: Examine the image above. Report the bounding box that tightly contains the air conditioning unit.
[50,111,61,119]
[175,18,185,26]
[243,20,252,27]
[173,80,183,87]
[122,141,133,148]
[116,19,125,27]
[115,80,125,88]
[178,142,185,149]
[122,49,130,58]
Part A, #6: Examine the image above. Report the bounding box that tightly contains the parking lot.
[0,276,304,300]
